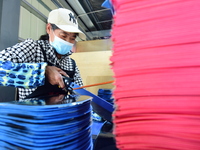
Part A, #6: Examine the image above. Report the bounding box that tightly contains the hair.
[39,34,49,40]
[51,23,60,30]
[39,24,59,41]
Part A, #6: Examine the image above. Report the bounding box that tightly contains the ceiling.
[51,0,114,41]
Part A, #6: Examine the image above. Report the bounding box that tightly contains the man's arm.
[0,60,47,88]
[0,60,68,89]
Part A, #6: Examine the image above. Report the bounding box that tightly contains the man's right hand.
[45,66,69,89]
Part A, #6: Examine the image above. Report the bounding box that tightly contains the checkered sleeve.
[0,39,39,63]
[0,60,47,88]
[73,66,83,86]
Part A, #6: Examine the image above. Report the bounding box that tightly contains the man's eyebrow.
[60,31,69,35]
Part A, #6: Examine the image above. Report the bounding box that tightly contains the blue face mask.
[50,35,74,55]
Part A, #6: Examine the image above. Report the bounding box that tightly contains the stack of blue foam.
[98,89,114,104]
[0,95,92,150]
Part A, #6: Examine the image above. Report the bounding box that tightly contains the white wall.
[19,0,57,40]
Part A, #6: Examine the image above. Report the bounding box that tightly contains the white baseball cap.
[48,8,86,40]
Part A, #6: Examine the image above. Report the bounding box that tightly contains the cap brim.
[57,25,86,40]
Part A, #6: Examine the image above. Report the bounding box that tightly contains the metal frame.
[0,0,21,102]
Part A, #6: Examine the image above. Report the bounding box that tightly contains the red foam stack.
[110,0,200,149]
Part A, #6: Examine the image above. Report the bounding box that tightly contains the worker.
[0,8,85,99]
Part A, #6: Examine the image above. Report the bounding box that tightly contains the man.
[0,8,85,99]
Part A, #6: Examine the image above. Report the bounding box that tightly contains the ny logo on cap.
[69,13,77,24]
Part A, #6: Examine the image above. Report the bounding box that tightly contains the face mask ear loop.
[52,29,56,42]
[49,26,56,43]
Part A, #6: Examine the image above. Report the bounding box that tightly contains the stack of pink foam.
[110,0,200,149]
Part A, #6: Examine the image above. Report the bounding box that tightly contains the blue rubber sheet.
[0,95,93,150]
[72,83,114,122]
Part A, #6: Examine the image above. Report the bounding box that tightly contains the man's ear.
[46,23,51,34]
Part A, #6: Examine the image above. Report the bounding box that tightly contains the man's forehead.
[60,30,78,37]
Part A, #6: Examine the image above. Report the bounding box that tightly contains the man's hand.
[45,66,68,89]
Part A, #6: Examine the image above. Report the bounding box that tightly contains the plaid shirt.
[0,39,83,99]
